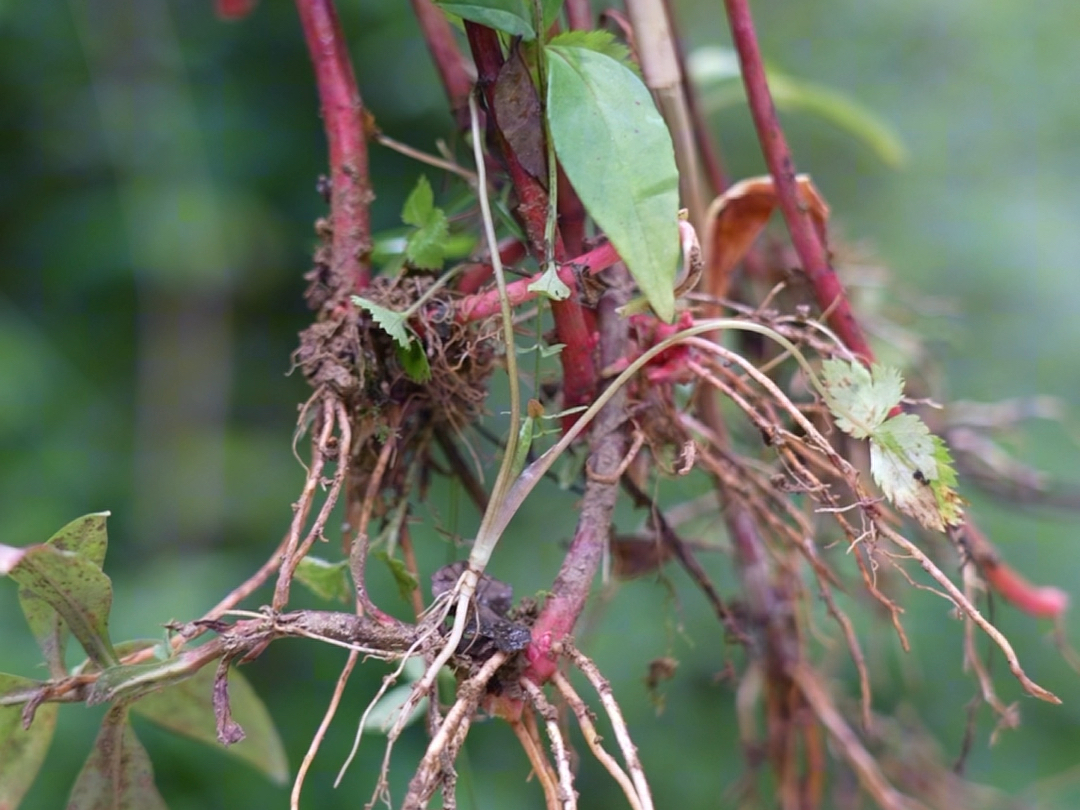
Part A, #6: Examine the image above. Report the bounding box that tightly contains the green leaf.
[68,705,169,810]
[373,550,419,603]
[871,414,953,531]
[405,209,449,270]
[353,297,410,347]
[820,359,902,439]
[820,359,963,531]
[546,45,680,322]
[132,665,288,785]
[402,175,435,227]
[395,340,432,383]
[526,264,571,300]
[4,543,119,669]
[361,682,428,735]
[402,177,450,270]
[16,512,111,678]
[295,556,351,604]
[547,30,637,75]
[0,673,57,810]
[435,0,534,38]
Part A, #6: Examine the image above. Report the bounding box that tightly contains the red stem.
[721,0,870,362]
[525,273,630,683]
[465,22,598,424]
[295,0,373,294]
[409,0,473,131]
[455,241,620,323]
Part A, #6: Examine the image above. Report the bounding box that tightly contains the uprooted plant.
[2,1,1078,809]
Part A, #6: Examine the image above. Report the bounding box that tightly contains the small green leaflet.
[527,264,571,300]
[547,30,638,76]
[821,359,963,532]
[821,360,902,439]
[352,297,432,384]
[546,44,680,322]
[402,176,449,270]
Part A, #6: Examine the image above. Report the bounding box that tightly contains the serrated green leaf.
[395,340,432,383]
[436,0,534,38]
[373,550,419,603]
[405,209,449,270]
[402,175,435,227]
[547,30,638,75]
[68,705,169,810]
[0,673,57,810]
[295,556,351,604]
[132,665,288,785]
[6,544,118,669]
[526,264,571,300]
[353,297,411,347]
[821,359,902,439]
[361,682,428,735]
[870,413,963,532]
[16,513,111,678]
[546,45,680,322]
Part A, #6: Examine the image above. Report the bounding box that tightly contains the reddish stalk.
[720,0,869,361]
[455,241,621,323]
[409,0,473,131]
[525,273,630,684]
[465,22,598,423]
[295,0,373,294]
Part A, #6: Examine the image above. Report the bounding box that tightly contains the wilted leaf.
[68,705,168,810]
[295,556,351,604]
[821,359,902,439]
[132,663,288,785]
[353,297,410,347]
[436,0,534,38]
[526,264,571,300]
[494,49,546,182]
[0,673,57,810]
[546,44,680,322]
[6,544,118,669]
[702,175,829,302]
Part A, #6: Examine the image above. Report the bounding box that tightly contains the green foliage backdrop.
[2,1,1079,808]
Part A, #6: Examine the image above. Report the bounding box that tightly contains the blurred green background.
[2,1,1079,808]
